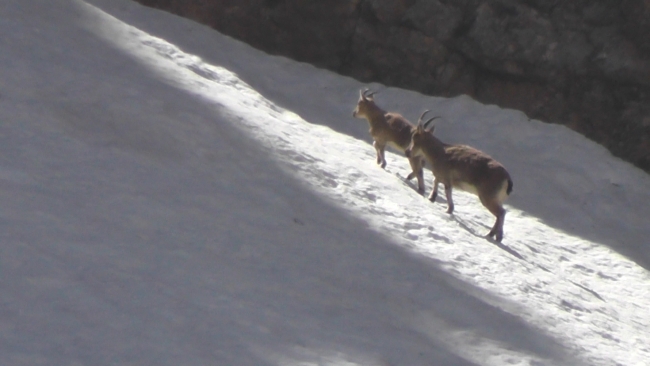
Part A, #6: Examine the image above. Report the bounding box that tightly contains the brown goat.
[405,112,513,242]
[352,89,426,193]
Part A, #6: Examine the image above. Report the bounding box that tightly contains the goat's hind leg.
[483,198,506,242]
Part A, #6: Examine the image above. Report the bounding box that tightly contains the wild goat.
[352,88,426,193]
[405,112,513,242]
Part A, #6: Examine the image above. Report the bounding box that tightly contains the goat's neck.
[365,106,388,126]
[422,134,447,163]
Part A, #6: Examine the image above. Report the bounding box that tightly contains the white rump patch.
[455,181,479,195]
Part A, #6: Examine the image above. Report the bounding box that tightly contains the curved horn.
[417,110,431,125]
[423,116,441,130]
[362,88,377,100]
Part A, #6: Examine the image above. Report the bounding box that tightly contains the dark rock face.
[135,0,650,172]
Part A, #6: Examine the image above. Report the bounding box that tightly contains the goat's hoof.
[406,172,415,180]
[487,230,503,242]
[428,194,437,202]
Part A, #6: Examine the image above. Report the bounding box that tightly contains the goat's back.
[383,113,414,149]
[442,145,511,196]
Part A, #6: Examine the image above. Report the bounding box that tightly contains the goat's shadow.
[397,178,527,262]
[447,208,526,262]
[393,170,426,195]
[457,213,606,302]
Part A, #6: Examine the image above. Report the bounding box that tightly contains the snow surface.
[1,0,650,365]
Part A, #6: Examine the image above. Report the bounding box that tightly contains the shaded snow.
[1,0,649,365]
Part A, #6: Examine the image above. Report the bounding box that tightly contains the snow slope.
[1,0,649,365]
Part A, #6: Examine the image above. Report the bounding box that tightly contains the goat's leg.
[407,157,425,194]
[372,141,382,165]
[406,157,424,179]
[416,169,425,194]
[483,198,506,242]
[428,178,439,202]
[444,183,454,214]
[373,141,387,168]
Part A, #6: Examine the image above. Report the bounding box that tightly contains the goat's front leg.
[373,141,387,168]
[406,157,425,194]
[444,183,454,214]
[428,178,439,202]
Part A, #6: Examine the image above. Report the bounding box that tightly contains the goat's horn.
[364,89,377,99]
[417,110,431,125]
[423,116,441,129]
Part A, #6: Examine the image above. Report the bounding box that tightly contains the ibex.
[405,112,513,242]
[352,88,426,193]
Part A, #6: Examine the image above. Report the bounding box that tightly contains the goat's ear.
[426,125,435,134]
[359,89,366,101]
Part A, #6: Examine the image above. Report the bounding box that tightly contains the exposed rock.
[134,0,650,172]
[402,1,464,42]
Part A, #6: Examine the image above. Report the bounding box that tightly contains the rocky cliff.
[134,0,650,172]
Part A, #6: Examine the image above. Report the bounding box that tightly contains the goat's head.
[352,88,378,118]
[405,110,440,158]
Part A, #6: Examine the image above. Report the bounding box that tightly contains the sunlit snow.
[1,0,649,365]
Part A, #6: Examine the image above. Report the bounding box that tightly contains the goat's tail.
[506,178,513,195]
